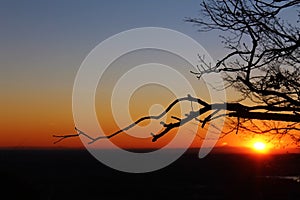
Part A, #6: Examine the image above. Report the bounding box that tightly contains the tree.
[185,0,300,145]
[54,0,300,145]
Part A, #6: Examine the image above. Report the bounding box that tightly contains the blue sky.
[0,0,222,94]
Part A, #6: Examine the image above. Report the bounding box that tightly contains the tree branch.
[53,95,300,144]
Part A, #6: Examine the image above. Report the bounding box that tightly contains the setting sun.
[253,141,266,152]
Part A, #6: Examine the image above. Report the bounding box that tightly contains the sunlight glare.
[253,141,266,152]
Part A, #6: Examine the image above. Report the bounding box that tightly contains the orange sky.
[0,57,292,150]
[0,73,245,149]
[1,52,295,150]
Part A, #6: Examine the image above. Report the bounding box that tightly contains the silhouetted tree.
[54,0,300,145]
[185,0,300,144]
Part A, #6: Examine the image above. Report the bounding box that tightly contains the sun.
[253,141,267,152]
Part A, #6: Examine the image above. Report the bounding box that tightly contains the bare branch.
[54,95,300,144]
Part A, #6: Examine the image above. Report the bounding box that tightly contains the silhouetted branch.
[186,0,300,107]
[53,133,79,144]
[54,94,300,144]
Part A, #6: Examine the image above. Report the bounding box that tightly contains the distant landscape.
[1,148,299,200]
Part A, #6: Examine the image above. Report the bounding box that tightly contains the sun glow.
[253,141,267,152]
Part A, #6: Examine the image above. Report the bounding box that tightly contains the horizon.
[1,143,299,155]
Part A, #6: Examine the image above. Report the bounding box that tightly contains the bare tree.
[185,0,300,145]
[54,0,300,145]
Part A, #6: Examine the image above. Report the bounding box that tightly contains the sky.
[1,0,297,149]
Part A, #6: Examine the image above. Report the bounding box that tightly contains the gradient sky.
[1,0,297,149]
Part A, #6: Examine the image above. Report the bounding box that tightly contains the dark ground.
[0,149,300,200]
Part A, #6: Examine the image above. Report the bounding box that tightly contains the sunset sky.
[1,0,297,150]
